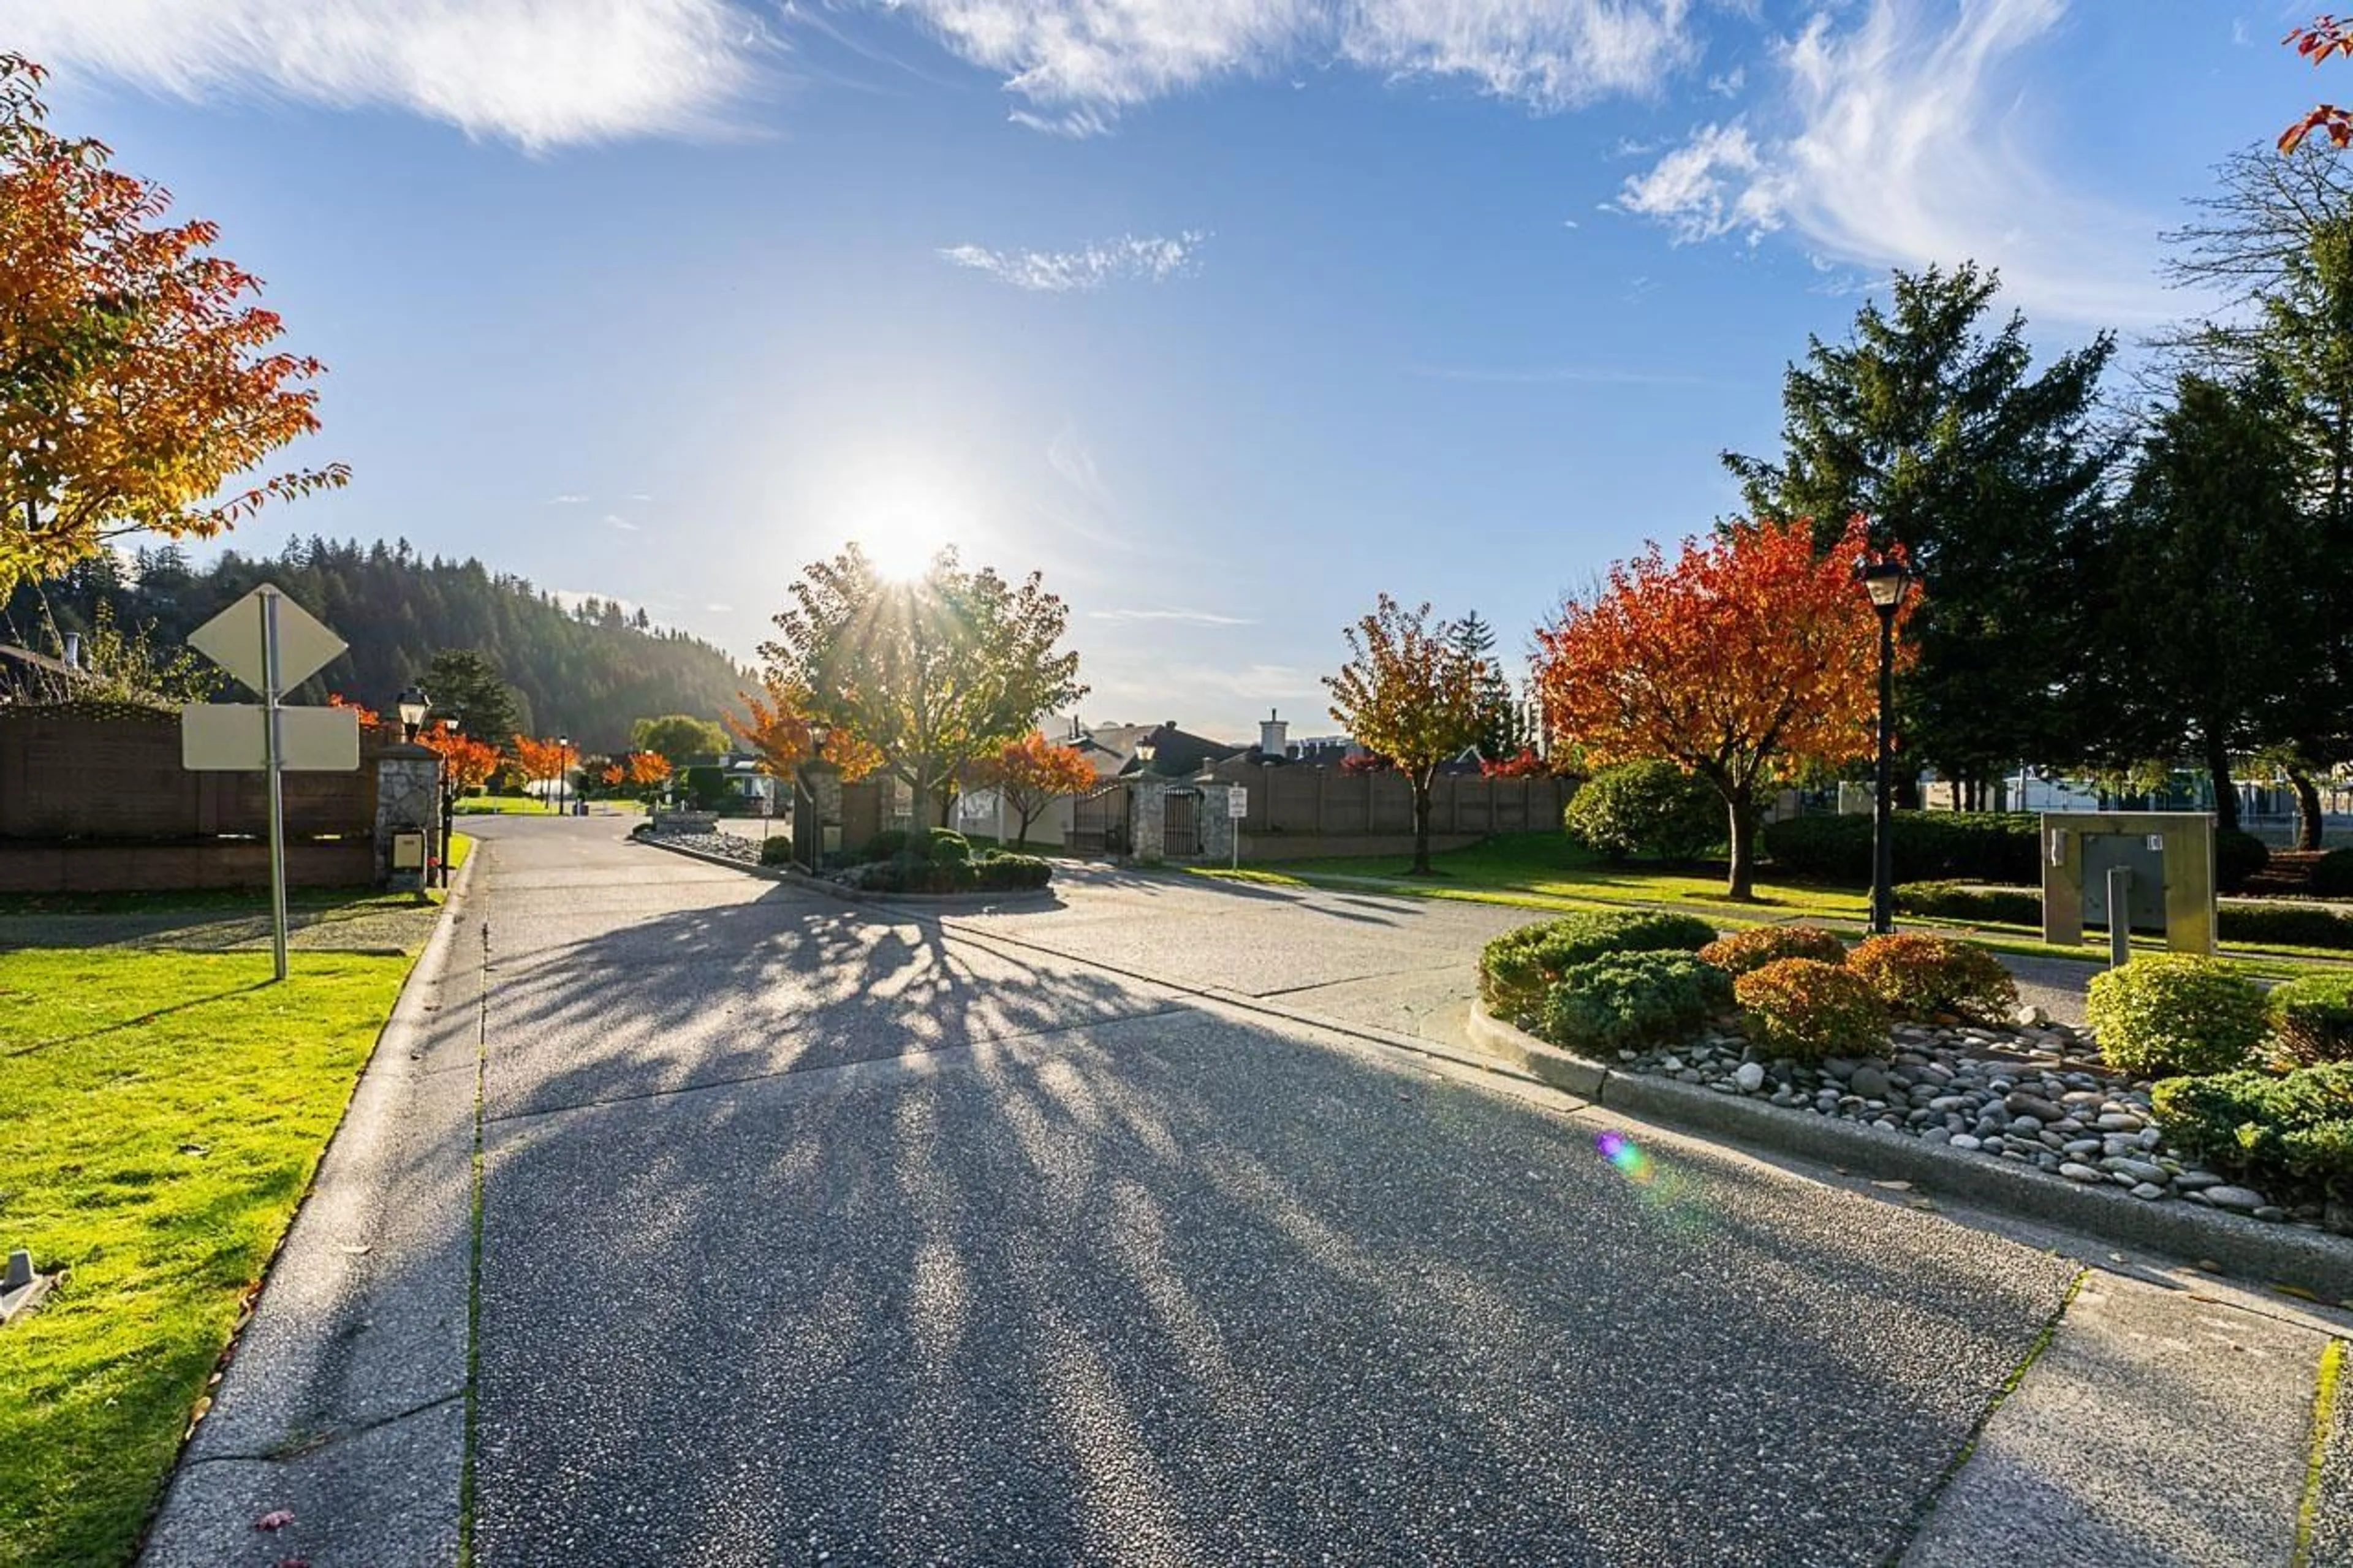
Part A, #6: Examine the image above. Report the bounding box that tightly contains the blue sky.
[19,1,2314,737]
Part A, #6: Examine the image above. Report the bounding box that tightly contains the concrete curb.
[1464,1002,2353,1301]
[138,855,484,1567]
[634,831,1061,912]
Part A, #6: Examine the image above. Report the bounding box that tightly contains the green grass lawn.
[0,943,419,1568]
[1210,831,2351,975]
[452,795,555,815]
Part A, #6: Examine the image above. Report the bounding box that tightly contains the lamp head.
[1855,556,1910,610]
[395,685,430,731]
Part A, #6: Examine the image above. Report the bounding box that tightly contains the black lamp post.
[1856,556,1913,935]
[556,733,571,816]
[396,684,430,744]
[436,714,461,888]
[797,719,833,871]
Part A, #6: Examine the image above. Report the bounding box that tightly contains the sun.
[841,468,974,582]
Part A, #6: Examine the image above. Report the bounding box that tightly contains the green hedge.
[1536,950,1732,1055]
[2267,972,2353,1067]
[1893,881,2042,926]
[2214,828,2271,895]
[2219,902,2353,950]
[2087,956,2267,1077]
[1561,759,1721,862]
[758,835,794,866]
[2151,1062,2353,1203]
[1479,910,1719,1023]
[1763,812,2040,885]
[2311,847,2353,898]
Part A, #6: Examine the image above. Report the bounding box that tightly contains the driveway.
[145,819,2346,1566]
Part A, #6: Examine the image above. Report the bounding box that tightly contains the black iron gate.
[1162,789,1199,858]
[1070,782,1130,855]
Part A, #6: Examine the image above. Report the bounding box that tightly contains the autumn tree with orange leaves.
[509,735,575,804]
[727,680,885,782]
[0,56,346,592]
[422,729,500,795]
[2285,15,2353,153]
[965,731,1095,849]
[624,750,675,812]
[1323,594,1487,876]
[1534,518,1914,901]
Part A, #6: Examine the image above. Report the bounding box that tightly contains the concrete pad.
[141,1396,464,1568]
[1903,1273,2327,1566]
[474,1004,2075,1567]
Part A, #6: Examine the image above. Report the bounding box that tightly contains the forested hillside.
[2,538,749,753]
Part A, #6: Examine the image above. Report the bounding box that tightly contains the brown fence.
[0,705,381,892]
[1209,759,1572,841]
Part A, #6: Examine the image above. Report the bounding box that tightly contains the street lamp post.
[1856,556,1912,936]
[437,713,461,888]
[556,732,571,817]
[396,684,430,744]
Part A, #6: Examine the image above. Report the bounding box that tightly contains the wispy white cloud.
[629,491,655,501]
[13,0,765,150]
[940,231,1207,291]
[1612,0,2173,326]
[1047,426,1115,506]
[706,603,735,613]
[604,513,640,531]
[547,494,588,505]
[895,1,1695,133]
[1089,607,1254,626]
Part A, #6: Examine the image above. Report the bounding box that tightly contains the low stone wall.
[1238,831,1484,863]
[651,811,720,834]
[0,839,377,893]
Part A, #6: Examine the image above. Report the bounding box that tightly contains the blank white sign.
[181,705,362,772]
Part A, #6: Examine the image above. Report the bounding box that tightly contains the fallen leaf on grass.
[255,1509,294,1531]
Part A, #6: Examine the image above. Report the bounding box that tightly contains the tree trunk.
[1893,771,1921,812]
[2289,766,2326,852]
[2205,732,2239,832]
[1410,772,1435,876]
[1725,786,1759,901]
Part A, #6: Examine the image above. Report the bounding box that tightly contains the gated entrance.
[1070,782,1130,855]
[1162,788,1199,858]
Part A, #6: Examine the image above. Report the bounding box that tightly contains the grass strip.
[0,945,416,1568]
[2292,1337,2346,1568]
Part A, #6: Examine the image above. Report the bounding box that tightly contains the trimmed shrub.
[1733,958,1888,1065]
[861,828,911,863]
[2267,972,2353,1067]
[850,856,980,894]
[2151,1063,2353,1203]
[925,828,974,865]
[1696,925,1847,977]
[683,764,731,812]
[1847,933,2018,1022]
[2219,902,2353,951]
[1762,812,2039,885]
[1536,950,1733,1055]
[976,852,1053,891]
[2086,955,2267,1077]
[1562,759,1722,862]
[758,835,795,866]
[2215,827,2271,895]
[2311,847,2353,898]
[1479,910,1721,1022]
[1893,881,2042,926]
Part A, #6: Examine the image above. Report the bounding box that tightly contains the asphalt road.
[452,820,2117,1566]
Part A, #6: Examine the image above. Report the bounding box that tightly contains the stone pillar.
[1129,779,1167,861]
[376,743,440,890]
[795,761,843,870]
[1198,785,1237,863]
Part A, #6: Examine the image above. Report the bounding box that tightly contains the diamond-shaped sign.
[189,585,346,696]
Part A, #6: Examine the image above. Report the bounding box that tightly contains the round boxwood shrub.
[861,828,911,864]
[1479,909,1719,1022]
[2267,972,2353,1067]
[925,828,973,864]
[1561,759,1722,863]
[1536,950,1733,1055]
[2151,1062,2353,1203]
[2311,846,2353,899]
[758,835,795,866]
[1846,933,2018,1023]
[1696,925,1846,977]
[975,852,1053,891]
[1732,958,1888,1065]
[2086,955,2267,1077]
[2215,827,2271,894]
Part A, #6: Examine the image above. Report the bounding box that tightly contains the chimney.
[1259,706,1288,757]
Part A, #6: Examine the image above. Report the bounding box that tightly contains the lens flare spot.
[1596,1129,1654,1186]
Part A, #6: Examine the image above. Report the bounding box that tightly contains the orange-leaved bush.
[1847,933,2018,1023]
[1533,515,1914,901]
[1733,958,1888,1065]
[1697,926,1847,977]
[964,731,1094,849]
[728,679,884,783]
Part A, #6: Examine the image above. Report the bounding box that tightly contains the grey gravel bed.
[643,828,766,865]
[1607,1014,2338,1233]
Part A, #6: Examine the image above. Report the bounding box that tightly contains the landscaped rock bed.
[640,825,764,865]
[1610,1012,2335,1232]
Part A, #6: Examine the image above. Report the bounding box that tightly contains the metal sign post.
[184,584,354,984]
[1227,786,1248,871]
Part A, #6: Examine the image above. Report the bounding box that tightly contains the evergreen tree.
[424,648,528,740]
[1448,610,1521,759]
[1723,263,2118,805]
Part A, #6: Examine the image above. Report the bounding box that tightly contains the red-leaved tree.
[1533,516,1914,900]
[2284,15,2353,153]
[965,730,1094,849]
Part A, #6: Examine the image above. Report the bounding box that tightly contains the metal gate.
[1162,789,1199,858]
[1069,782,1129,855]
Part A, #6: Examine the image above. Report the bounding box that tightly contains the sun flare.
[841,468,973,582]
